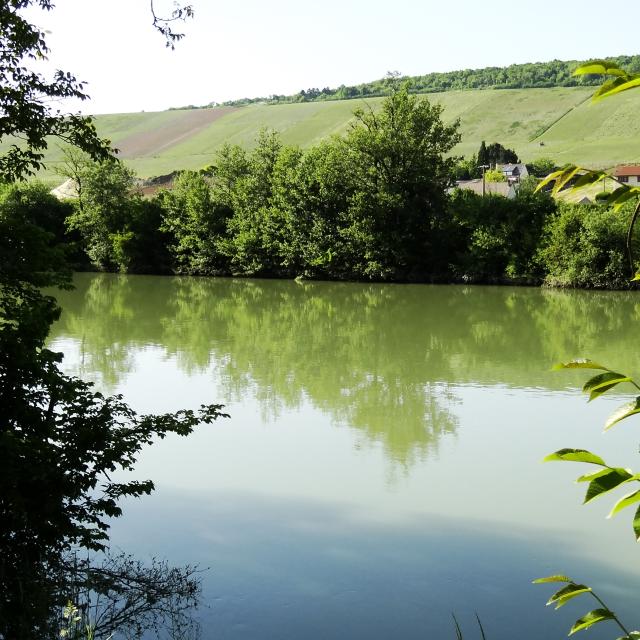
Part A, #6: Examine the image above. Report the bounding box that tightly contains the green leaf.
[577,468,615,483]
[543,449,606,466]
[573,61,626,77]
[569,609,615,635]
[606,186,640,211]
[605,397,640,430]
[533,574,573,584]
[615,633,640,640]
[583,371,632,401]
[571,170,609,190]
[613,189,640,212]
[547,583,592,609]
[594,76,640,101]
[608,489,640,518]
[553,166,582,195]
[633,505,640,541]
[592,77,633,100]
[584,468,633,504]
[535,168,566,193]
[632,271,640,282]
[552,359,610,372]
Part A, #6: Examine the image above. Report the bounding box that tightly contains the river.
[49,273,640,639]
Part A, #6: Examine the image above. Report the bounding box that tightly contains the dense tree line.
[18,86,638,290]
[5,171,635,289]
[65,87,464,281]
[212,56,640,108]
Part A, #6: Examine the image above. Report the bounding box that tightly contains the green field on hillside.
[9,86,640,182]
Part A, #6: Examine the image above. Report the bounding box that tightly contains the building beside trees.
[613,165,640,185]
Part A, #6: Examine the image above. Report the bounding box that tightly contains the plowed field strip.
[116,107,238,158]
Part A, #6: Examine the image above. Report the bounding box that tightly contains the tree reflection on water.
[50,274,640,470]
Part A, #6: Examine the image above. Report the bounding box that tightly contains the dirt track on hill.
[115,107,238,158]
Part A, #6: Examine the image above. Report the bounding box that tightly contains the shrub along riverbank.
[9,86,638,290]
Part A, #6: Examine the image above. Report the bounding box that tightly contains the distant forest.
[172,55,640,110]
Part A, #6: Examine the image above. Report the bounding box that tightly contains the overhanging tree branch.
[150,0,195,49]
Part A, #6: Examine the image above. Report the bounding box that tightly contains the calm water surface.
[49,274,640,639]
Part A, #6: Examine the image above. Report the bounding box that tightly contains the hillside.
[13,85,640,182]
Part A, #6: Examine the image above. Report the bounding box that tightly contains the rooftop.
[613,165,640,177]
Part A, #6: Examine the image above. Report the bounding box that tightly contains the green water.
[49,274,640,639]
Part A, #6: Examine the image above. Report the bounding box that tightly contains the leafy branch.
[537,359,640,637]
[544,360,640,538]
[573,60,640,102]
[533,575,637,638]
[534,57,640,640]
[150,0,195,49]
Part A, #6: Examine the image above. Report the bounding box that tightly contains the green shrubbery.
[537,201,636,289]
[446,179,555,282]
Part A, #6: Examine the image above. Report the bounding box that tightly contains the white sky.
[25,0,640,115]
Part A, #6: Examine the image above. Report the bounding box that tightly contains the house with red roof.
[614,165,640,186]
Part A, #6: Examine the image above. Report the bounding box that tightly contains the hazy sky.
[26,0,639,114]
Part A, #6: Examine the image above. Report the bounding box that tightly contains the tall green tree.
[342,83,461,278]
[65,159,137,270]
[222,130,295,275]
[159,170,230,274]
[477,140,519,168]
[477,140,488,167]
[270,139,358,278]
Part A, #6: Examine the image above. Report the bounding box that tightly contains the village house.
[613,165,640,186]
[499,163,529,184]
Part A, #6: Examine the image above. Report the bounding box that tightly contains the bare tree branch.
[150,0,195,49]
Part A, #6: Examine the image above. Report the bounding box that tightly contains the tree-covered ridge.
[209,56,640,107]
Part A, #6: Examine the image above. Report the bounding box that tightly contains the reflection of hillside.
[49,275,640,463]
[50,275,640,389]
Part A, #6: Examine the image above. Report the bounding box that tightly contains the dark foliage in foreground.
[60,552,202,640]
[0,172,228,639]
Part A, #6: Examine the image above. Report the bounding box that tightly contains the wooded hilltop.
[172,56,640,108]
